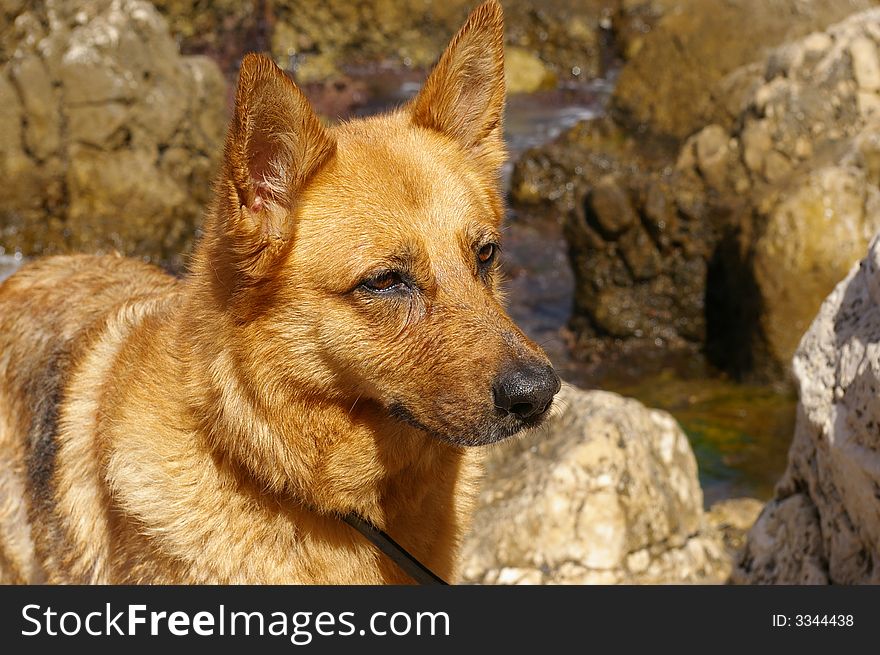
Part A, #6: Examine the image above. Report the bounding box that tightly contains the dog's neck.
[174,283,471,531]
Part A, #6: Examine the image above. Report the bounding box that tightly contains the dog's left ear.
[222,54,336,246]
[409,0,506,174]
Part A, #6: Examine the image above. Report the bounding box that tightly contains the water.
[346,71,611,188]
[501,85,611,185]
[0,255,21,283]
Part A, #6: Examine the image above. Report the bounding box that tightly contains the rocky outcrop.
[461,383,734,584]
[610,0,877,142]
[682,10,880,378]
[504,46,556,94]
[0,0,227,270]
[734,235,880,584]
[153,0,614,87]
[513,8,880,380]
[511,114,711,353]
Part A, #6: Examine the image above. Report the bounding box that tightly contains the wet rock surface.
[514,7,880,381]
[734,236,880,584]
[512,116,710,355]
[462,383,735,584]
[0,0,227,270]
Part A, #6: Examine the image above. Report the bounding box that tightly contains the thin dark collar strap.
[342,513,449,585]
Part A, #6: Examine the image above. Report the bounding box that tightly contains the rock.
[734,495,828,584]
[504,46,555,95]
[513,8,880,380]
[693,124,731,191]
[851,35,880,91]
[514,117,708,351]
[611,0,680,61]
[585,174,638,237]
[11,56,60,161]
[611,0,876,142]
[734,236,880,583]
[618,222,662,280]
[0,0,227,270]
[753,158,880,374]
[150,0,261,75]
[740,121,774,179]
[511,117,650,216]
[154,0,614,85]
[690,10,880,378]
[705,497,764,557]
[461,383,732,584]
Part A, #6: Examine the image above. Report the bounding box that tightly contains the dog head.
[205,0,559,446]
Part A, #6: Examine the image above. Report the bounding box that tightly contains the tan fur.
[0,1,555,584]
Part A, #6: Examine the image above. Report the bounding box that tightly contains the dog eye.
[362,271,405,293]
[478,243,498,265]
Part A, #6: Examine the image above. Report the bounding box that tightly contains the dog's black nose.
[493,362,561,419]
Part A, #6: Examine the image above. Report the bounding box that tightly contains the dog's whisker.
[348,393,363,415]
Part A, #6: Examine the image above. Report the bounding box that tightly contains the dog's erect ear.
[222,53,336,242]
[409,0,506,173]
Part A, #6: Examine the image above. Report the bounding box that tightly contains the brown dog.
[0,0,559,584]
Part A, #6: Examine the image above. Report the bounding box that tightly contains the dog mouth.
[387,401,552,447]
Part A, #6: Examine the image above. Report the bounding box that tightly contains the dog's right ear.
[219,54,336,254]
[409,0,506,175]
